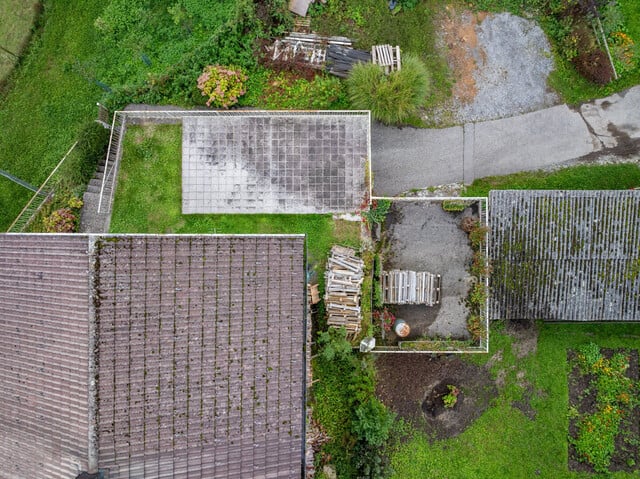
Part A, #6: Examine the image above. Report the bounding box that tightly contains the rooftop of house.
[0,233,306,479]
[489,190,640,321]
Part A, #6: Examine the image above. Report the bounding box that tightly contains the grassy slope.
[0,1,103,230]
[390,321,640,479]
[0,1,37,80]
[463,163,640,197]
[109,125,360,264]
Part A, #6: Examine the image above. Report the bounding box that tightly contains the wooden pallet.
[324,245,364,336]
[371,44,401,74]
[382,270,441,306]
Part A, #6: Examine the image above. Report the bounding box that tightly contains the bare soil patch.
[375,354,496,439]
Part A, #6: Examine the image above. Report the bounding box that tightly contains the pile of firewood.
[324,245,364,336]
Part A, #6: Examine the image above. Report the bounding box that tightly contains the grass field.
[0,0,243,231]
[463,163,640,197]
[109,125,361,265]
[0,0,38,80]
[0,2,104,230]
[389,321,640,479]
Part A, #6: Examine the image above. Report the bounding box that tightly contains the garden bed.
[376,353,496,439]
[568,346,639,473]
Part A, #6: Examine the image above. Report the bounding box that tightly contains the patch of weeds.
[362,199,391,228]
[569,343,639,473]
[312,327,394,478]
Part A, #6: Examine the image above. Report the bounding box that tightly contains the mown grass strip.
[463,163,640,197]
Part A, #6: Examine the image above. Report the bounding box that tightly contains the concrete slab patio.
[182,113,369,214]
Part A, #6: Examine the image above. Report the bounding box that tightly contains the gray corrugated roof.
[0,234,90,478]
[0,234,306,479]
[489,190,640,321]
[182,115,369,214]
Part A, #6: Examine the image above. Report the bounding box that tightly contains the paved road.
[372,85,640,196]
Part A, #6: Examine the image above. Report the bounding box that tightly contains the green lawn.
[389,321,640,478]
[463,163,640,197]
[0,0,38,80]
[0,2,104,230]
[109,125,361,265]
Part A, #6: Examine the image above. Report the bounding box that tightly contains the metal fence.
[7,142,78,233]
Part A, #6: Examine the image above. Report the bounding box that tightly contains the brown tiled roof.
[0,234,90,478]
[0,234,306,479]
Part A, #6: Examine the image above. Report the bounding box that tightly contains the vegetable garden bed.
[568,345,639,473]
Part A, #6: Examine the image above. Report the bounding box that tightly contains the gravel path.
[458,13,558,122]
[437,11,559,124]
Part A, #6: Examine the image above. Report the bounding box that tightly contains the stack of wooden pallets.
[382,270,441,306]
[371,44,401,74]
[325,245,364,336]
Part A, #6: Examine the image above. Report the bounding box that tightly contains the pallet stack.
[325,245,364,336]
[382,270,441,306]
[371,44,401,74]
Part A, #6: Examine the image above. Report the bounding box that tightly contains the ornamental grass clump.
[347,54,430,125]
[197,65,247,108]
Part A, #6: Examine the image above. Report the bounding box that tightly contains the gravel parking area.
[383,200,475,340]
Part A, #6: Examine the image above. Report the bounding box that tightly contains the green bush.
[363,199,391,226]
[353,398,394,447]
[312,327,393,478]
[347,54,430,125]
[42,196,83,233]
[74,122,110,183]
[197,65,247,108]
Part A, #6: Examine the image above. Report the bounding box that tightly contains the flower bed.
[568,344,639,473]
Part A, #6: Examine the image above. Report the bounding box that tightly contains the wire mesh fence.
[7,142,78,233]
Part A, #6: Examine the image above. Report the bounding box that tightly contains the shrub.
[197,65,247,108]
[373,308,396,332]
[352,398,394,479]
[317,327,353,361]
[352,398,394,447]
[74,122,110,184]
[470,250,492,278]
[443,385,460,408]
[469,224,489,249]
[43,197,83,233]
[467,314,486,342]
[573,48,614,85]
[460,216,477,233]
[363,199,391,227]
[347,54,430,125]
